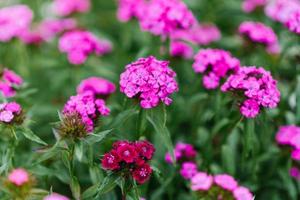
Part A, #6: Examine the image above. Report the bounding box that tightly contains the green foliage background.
[0,0,300,199]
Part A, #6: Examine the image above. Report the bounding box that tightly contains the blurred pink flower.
[191,172,213,191]
[214,174,238,191]
[276,125,300,146]
[8,168,29,186]
[233,186,254,200]
[286,10,300,34]
[44,193,69,200]
[242,0,267,13]
[180,162,198,180]
[53,0,90,16]
[265,0,300,23]
[77,77,116,97]
[117,0,147,22]
[169,40,194,59]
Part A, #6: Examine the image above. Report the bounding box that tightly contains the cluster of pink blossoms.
[264,0,300,35]
[0,68,23,98]
[275,125,300,180]
[192,49,240,89]
[59,30,112,65]
[120,56,178,109]
[221,66,280,118]
[0,102,22,124]
[44,193,69,200]
[102,140,155,184]
[242,0,267,13]
[117,0,146,22]
[8,168,30,186]
[165,142,197,164]
[63,77,115,133]
[53,0,90,16]
[0,5,33,42]
[239,21,280,54]
[191,172,254,200]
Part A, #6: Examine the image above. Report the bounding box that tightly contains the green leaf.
[84,129,113,145]
[75,141,84,162]
[243,119,256,158]
[96,174,120,196]
[82,183,101,200]
[18,128,47,146]
[70,176,81,200]
[221,145,235,175]
[110,108,139,128]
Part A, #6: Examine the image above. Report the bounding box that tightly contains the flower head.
[286,10,300,34]
[120,56,178,109]
[116,142,138,163]
[8,168,29,186]
[44,193,70,200]
[0,68,23,98]
[180,162,198,180]
[77,77,116,98]
[165,142,197,164]
[214,174,238,191]
[0,102,23,124]
[191,172,213,191]
[102,150,121,170]
[169,40,194,59]
[242,0,267,13]
[117,0,147,22]
[53,0,90,16]
[276,125,300,145]
[135,140,155,160]
[265,0,300,23]
[233,186,254,200]
[59,30,112,65]
[132,163,153,184]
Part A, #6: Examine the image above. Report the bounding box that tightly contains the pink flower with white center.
[242,0,267,13]
[169,40,194,59]
[180,162,198,180]
[0,5,33,42]
[214,174,238,191]
[8,168,29,186]
[117,0,147,22]
[191,172,213,191]
[286,10,300,34]
[233,186,254,200]
[239,21,280,54]
[53,0,90,16]
[44,193,69,200]
[222,66,280,118]
[120,56,178,109]
[139,0,196,36]
[265,0,300,23]
[59,30,112,65]
[77,77,116,98]
[193,49,240,90]
[276,125,300,145]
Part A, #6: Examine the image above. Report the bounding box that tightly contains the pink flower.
[169,40,194,59]
[239,21,280,54]
[8,168,29,186]
[290,133,300,149]
[214,174,238,191]
[222,66,280,118]
[290,167,300,180]
[135,140,155,160]
[233,186,254,200]
[77,77,116,98]
[132,163,153,184]
[165,142,197,164]
[44,193,69,200]
[286,10,300,34]
[102,150,121,170]
[276,125,300,145]
[191,172,213,191]
[193,49,240,90]
[265,0,300,23]
[0,68,23,98]
[291,149,300,160]
[0,5,33,42]
[242,0,267,13]
[59,30,112,65]
[116,143,138,163]
[117,0,147,22]
[139,0,196,36]
[53,0,90,16]
[120,56,178,109]
[0,110,14,122]
[180,162,198,180]
[0,102,22,123]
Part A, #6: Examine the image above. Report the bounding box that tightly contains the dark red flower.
[116,143,138,163]
[112,140,130,149]
[135,140,155,160]
[101,150,120,170]
[132,163,152,184]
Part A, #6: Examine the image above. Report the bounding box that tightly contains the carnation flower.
[265,0,300,23]
[117,0,146,22]
[276,125,300,145]
[135,140,155,160]
[139,0,196,36]
[0,68,23,98]
[120,56,178,109]
[77,77,116,98]
[180,162,198,180]
[8,168,29,186]
[242,0,267,13]
[233,186,254,200]
[165,142,197,164]
[191,172,213,191]
[116,143,138,163]
[239,21,280,54]
[169,40,194,59]
[291,149,300,160]
[53,0,90,16]
[221,66,280,118]
[0,102,23,124]
[0,5,33,42]
[286,10,300,34]
[132,163,152,184]
[59,30,112,65]
[214,174,238,191]
[290,167,300,180]
[44,193,70,200]
[102,150,121,170]
[193,49,240,89]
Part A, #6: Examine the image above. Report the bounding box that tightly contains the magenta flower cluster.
[191,172,254,200]
[165,142,197,164]
[0,5,33,42]
[59,30,112,65]
[63,77,115,132]
[0,102,22,123]
[53,0,90,16]
[192,49,240,89]
[221,66,280,118]
[0,68,23,98]
[120,56,178,109]
[239,21,280,54]
[276,125,300,180]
